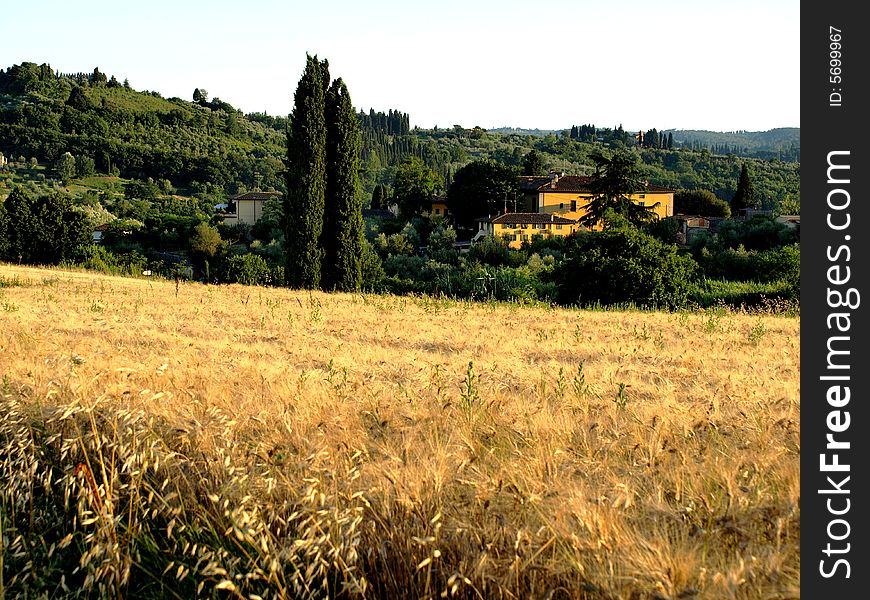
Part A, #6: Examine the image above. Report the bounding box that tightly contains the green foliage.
[643,216,680,244]
[709,215,797,251]
[359,240,385,289]
[323,78,364,292]
[392,156,441,219]
[674,189,731,217]
[376,231,415,258]
[467,234,512,267]
[579,150,657,228]
[426,226,458,264]
[66,85,92,111]
[76,244,148,276]
[694,243,799,296]
[55,152,76,184]
[447,158,519,230]
[223,254,271,285]
[189,222,224,260]
[522,149,545,176]
[1,187,90,264]
[554,226,699,308]
[371,184,389,209]
[731,163,756,213]
[689,279,798,310]
[284,55,328,289]
[75,154,96,178]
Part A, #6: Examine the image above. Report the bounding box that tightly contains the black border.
[802,2,869,596]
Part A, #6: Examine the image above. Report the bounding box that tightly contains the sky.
[2,0,800,133]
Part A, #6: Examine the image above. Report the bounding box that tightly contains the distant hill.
[0,61,800,214]
[667,128,800,161]
[487,127,558,137]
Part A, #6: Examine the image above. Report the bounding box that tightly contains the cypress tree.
[284,55,328,289]
[372,184,388,209]
[731,162,756,213]
[322,78,364,291]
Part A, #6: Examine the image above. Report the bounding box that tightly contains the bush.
[554,226,699,308]
[696,243,799,292]
[75,245,148,276]
[674,189,731,217]
[690,279,798,310]
[716,216,797,251]
[222,254,271,286]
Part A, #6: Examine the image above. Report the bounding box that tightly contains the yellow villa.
[476,212,578,249]
[473,172,675,248]
[519,172,674,226]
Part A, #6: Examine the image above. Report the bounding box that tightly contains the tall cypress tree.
[323,78,364,291]
[731,162,756,213]
[284,55,328,289]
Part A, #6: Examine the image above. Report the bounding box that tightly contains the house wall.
[236,199,265,226]
[536,191,674,225]
[494,221,577,248]
[428,201,450,218]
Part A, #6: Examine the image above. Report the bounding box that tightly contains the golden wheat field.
[0,264,800,599]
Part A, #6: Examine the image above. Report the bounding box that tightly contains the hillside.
[668,128,800,161]
[1,264,800,598]
[0,62,288,198]
[1,61,799,214]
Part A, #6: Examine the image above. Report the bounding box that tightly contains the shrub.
[554,226,699,308]
[222,254,271,286]
[674,189,731,217]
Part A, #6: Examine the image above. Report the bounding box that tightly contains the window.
[521,223,528,229]
[559,202,564,209]
[556,224,563,230]
[434,208,441,215]
[522,235,529,242]
[639,194,646,198]
[571,200,577,211]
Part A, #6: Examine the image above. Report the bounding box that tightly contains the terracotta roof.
[518,176,554,190]
[232,191,281,201]
[519,175,674,194]
[491,213,576,225]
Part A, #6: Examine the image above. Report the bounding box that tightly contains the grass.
[690,279,798,314]
[0,263,800,599]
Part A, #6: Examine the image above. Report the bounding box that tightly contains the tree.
[674,189,731,217]
[193,88,208,103]
[426,225,458,264]
[1,188,35,260]
[91,67,107,86]
[578,150,656,229]
[189,222,224,260]
[284,55,328,289]
[554,226,698,308]
[1,188,90,264]
[731,163,756,213]
[322,77,364,292]
[447,159,519,230]
[522,149,545,176]
[371,184,389,210]
[75,155,96,178]
[0,195,9,259]
[392,157,441,219]
[55,152,76,184]
[66,86,91,111]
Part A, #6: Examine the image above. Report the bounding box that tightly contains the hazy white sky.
[2,0,799,132]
